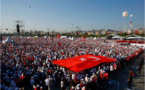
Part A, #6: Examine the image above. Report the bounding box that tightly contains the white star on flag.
[87,57,100,61]
[80,58,86,61]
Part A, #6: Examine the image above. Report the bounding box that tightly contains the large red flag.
[53,55,117,72]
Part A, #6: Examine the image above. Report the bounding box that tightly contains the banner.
[53,55,117,72]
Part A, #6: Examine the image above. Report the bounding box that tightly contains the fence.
[107,79,128,90]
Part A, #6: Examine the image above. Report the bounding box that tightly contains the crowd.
[0,36,144,90]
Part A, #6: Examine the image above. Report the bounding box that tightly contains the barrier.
[108,79,128,90]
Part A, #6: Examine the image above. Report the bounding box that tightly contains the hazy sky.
[1,0,144,32]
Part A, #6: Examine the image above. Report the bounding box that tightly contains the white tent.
[112,36,124,40]
[125,34,144,40]
[100,37,105,39]
[60,36,67,38]
[126,37,144,40]
[68,37,74,40]
[5,37,13,43]
[93,37,97,40]
[26,36,31,39]
[33,36,38,39]
[44,36,47,39]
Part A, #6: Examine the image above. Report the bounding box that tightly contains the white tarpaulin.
[68,37,74,40]
[60,36,67,38]
[93,37,97,40]
[44,36,47,39]
[130,43,145,49]
[126,37,144,40]
[112,36,123,40]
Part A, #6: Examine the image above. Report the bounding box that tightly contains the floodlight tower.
[14,20,25,34]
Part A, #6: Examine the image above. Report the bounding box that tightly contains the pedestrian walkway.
[108,53,144,90]
[132,64,144,90]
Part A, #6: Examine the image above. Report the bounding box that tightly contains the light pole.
[115,29,117,35]
[47,28,50,36]
[0,27,3,41]
[130,14,133,32]
[72,24,73,34]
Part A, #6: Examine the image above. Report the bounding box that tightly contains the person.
[37,84,40,90]
[138,65,141,74]
[40,86,43,90]
[139,62,143,69]
[127,73,133,88]
[127,86,132,90]
[45,77,49,90]
[30,77,35,89]
[70,86,75,90]
[60,78,65,90]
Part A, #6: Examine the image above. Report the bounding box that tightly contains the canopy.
[5,37,13,43]
[126,37,144,40]
[112,36,123,40]
[33,36,38,39]
[68,37,74,40]
[93,37,97,40]
[53,55,117,72]
[60,36,67,38]
[44,36,47,39]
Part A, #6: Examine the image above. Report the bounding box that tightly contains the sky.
[0,0,144,33]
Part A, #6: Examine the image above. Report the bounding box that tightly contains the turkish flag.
[104,73,109,79]
[53,55,117,72]
[135,30,138,34]
[19,75,26,81]
[58,42,61,46]
[81,36,86,41]
[57,34,61,38]
[107,32,109,34]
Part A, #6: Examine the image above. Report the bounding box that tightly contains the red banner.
[116,40,145,44]
[126,49,143,61]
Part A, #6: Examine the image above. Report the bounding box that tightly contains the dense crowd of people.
[0,36,144,90]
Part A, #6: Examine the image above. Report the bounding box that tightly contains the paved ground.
[107,53,145,90]
[131,64,144,90]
